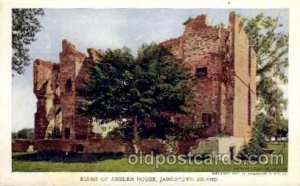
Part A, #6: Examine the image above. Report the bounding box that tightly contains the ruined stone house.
[33,13,256,154]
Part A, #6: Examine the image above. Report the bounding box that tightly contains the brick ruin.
[160,13,256,138]
[33,12,256,154]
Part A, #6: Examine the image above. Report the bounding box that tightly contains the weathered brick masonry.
[160,13,256,138]
[12,139,33,152]
[33,13,256,153]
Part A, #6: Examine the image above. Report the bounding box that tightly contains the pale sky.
[12,9,289,132]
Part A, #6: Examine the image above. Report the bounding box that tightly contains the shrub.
[237,119,267,160]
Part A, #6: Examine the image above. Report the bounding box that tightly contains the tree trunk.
[133,116,140,154]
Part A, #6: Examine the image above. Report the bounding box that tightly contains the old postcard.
[0,0,300,185]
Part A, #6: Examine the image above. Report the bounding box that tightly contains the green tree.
[12,8,44,75]
[80,43,193,152]
[240,13,288,139]
[255,113,274,140]
[12,132,18,140]
[238,116,268,160]
[15,128,34,139]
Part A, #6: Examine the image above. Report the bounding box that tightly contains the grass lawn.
[12,142,287,172]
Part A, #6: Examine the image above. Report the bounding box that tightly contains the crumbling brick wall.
[34,60,60,139]
[33,12,256,153]
[33,41,103,141]
[34,138,134,154]
[160,13,255,138]
[12,139,33,152]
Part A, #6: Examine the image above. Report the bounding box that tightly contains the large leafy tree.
[81,43,193,152]
[12,8,44,75]
[240,13,288,138]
